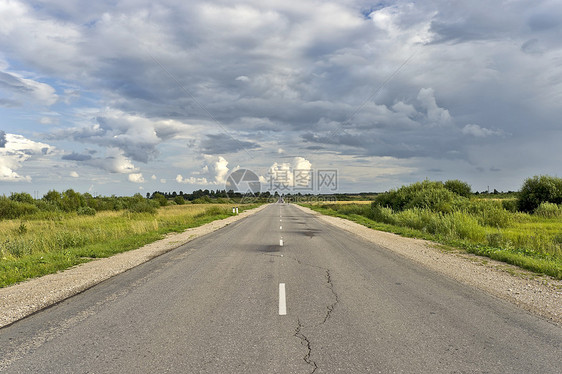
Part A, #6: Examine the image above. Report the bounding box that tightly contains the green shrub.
[174,196,186,205]
[60,189,86,212]
[14,221,28,235]
[369,204,396,224]
[534,202,562,218]
[458,200,512,228]
[0,196,39,219]
[518,175,562,213]
[444,179,472,197]
[375,180,466,213]
[128,200,159,214]
[77,207,97,216]
[501,199,518,212]
[192,196,213,204]
[152,193,168,207]
[9,192,35,204]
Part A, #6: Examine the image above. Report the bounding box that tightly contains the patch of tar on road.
[258,245,281,253]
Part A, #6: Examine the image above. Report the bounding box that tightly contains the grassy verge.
[0,204,260,288]
[302,203,562,279]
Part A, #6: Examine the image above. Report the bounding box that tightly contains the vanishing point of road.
[1,204,561,373]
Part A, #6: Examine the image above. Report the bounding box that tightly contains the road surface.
[1,203,561,373]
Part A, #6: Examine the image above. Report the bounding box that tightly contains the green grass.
[0,204,259,288]
[303,203,562,279]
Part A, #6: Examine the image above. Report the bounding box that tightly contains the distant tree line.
[1,175,560,220]
[0,190,160,219]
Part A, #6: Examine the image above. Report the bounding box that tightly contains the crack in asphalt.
[322,269,339,324]
[294,318,318,374]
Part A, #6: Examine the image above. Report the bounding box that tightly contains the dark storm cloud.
[62,152,92,161]
[200,134,259,155]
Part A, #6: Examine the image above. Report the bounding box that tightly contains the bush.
[128,200,159,214]
[459,200,512,228]
[9,192,35,204]
[369,204,396,224]
[534,202,562,218]
[375,180,466,213]
[518,175,562,213]
[60,189,86,212]
[444,179,472,198]
[501,199,518,212]
[152,193,168,207]
[192,196,213,204]
[174,196,186,205]
[77,207,97,216]
[0,196,39,219]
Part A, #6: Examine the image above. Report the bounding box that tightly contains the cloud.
[200,133,260,155]
[0,0,561,194]
[85,148,138,174]
[62,152,92,161]
[213,156,230,185]
[176,174,209,185]
[70,171,79,178]
[266,156,313,189]
[128,173,144,183]
[416,88,452,126]
[462,124,502,138]
[301,88,464,159]
[0,70,58,106]
[0,133,55,182]
[48,109,192,163]
[175,155,232,186]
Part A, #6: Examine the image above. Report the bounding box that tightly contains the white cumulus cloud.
[0,133,55,182]
[462,124,502,137]
[128,173,145,183]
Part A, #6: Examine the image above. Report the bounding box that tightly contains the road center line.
[279,283,287,315]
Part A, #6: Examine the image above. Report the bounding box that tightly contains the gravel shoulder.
[294,204,562,326]
[0,205,267,328]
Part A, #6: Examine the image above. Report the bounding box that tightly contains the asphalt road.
[1,203,561,373]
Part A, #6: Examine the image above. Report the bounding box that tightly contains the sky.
[0,0,561,197]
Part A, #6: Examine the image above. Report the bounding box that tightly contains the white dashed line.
[279,283,287,315]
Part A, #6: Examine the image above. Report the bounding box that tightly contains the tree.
[43,190,62,205]
[61,189,85,212]
[518,175,562,212]
[444,179,472,198]
[9,192,34,204]
[174,195,186,205]
[152,193,168,207]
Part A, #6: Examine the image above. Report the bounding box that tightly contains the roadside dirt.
[294,205,562,326]
[0,205,267,328]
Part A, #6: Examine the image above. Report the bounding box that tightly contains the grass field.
[304,202,562,279]
[0,204,258,288]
